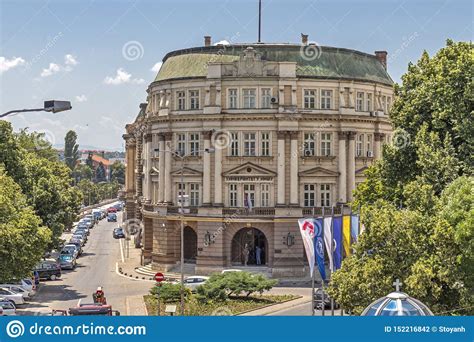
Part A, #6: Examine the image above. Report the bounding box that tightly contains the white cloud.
[151,62,162,73]
[104,68,144,85]
[0,56,25,73]
[75,95,88,102]
[64,54,78,66]
[40,63,61,77]
[214,40,230,45]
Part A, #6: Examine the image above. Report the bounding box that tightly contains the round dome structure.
[361,291,434,316]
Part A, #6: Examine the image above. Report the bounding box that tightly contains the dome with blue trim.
[361,279,434,316]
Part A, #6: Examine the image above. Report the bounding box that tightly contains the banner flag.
[298,218,315,277]
[313,218,326,280]
[333,216,343,270]
[351,215,360,242]
[342,215,351,257]
[323,217,333,271]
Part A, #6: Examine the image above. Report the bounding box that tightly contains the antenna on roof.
[258,0,262,43]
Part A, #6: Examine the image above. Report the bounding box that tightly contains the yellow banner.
[343,215,351,257]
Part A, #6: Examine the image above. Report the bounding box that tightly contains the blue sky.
[0,0,472,150]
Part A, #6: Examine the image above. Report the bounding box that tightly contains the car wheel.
[50,275,57,281]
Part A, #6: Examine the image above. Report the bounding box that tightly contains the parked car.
[72,232,86,246]
[112,227,125,239]
[53,303,120,316]
[0,288,24,305]
[62,244,80,259]
[34,261,61,281]
[81,218,94,229]
[75,227,89,237]
[59,254,77,270]
[92,209,102,221]
[0,298,17,316]
[107,207,117,213]
[0,285,32,299]
[107,213,117,222]
[10,279,36,294]
[184,276,209,291]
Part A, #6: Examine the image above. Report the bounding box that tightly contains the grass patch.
[144,294,299,316]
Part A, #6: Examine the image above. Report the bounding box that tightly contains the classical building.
[123,35,394,277]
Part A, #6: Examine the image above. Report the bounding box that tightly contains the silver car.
[0,288,24,305]
[0,298,16,316]
[0,285,32,299]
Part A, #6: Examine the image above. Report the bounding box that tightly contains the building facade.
[124,36,394,277]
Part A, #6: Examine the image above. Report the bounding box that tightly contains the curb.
[236,295,303,316]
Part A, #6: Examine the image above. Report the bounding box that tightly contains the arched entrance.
[231,228,268,266]
[183,226,197,263]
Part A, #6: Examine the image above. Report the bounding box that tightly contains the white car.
[0,298,17,315]
[11,279,36,294]
[184,276,209,291]
[0,288,24,305]
[0,285,32,299]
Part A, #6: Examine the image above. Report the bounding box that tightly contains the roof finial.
[393,278,403,292]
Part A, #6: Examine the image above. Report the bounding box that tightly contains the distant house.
[79,151,112,180]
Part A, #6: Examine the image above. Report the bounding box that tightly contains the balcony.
[302,206,343,217]
[222,207,275,216]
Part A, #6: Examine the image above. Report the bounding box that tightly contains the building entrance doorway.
[231,228,267,266]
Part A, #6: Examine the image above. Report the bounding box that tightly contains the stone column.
[289,131,299,206]
[337,132,348,203]
[144,133,153,202]
[347,131,356,201]
[277,131,286,206]
[214,133,223,206]
[374,132,385,160]
[203,131,212,205]
[164,132,173,204]
[157,134,165,203]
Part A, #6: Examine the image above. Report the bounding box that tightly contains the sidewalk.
[125,295,148,315]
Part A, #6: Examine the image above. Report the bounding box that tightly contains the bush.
[196,271,277,302]
[150,282,191,303]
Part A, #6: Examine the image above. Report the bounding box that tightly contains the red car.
[107,207,117,213]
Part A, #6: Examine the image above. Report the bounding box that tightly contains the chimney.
[301,33,308,45]
[375,51,388,70]
[204,36,211,47]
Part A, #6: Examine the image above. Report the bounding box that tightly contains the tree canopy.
[64,130,80,170]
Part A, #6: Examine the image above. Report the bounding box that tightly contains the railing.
[222,207,275,216]
[302,206,343,217]
[167,206,198,215]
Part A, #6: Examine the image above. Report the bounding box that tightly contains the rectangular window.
[230,132,239,156]
[243,133,256,156]
[303,133,315,156]
[366,93,372,112]
[188,133,200,156]
[189,183,200,206]
[304,89,316,109]
[381,95,387,113]
[366,134,373,157]
[386,96,391,112]
[320,89,332,109]
[356,134,364,157]
[177,133,186,156]
[304,184,315,207]
[320,133,332,156]
[261,88,272,108]
[228,89,238,109]
[189,90,200,109]
[260,132,270,156]
[229,184,238,207]
[177,91,186,110]
[242,88,256,109]
[356,92,365,111]
[177,183,186,204]
[243,184,255,207]
[261,184,270,207]
[320,184,331,207]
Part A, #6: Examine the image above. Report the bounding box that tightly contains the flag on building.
[323,217,333,271]
[298,218,315,277]
[343,215,351,257]
[313,218,326,280]
[332,216,343,270]
[351,214,360,242]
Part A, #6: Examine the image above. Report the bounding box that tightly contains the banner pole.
[311,266,315,316]
[330,206,335,316]
[321,207,325,316]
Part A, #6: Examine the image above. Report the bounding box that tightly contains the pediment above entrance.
[170,167,203,177]
[298,166,339,177]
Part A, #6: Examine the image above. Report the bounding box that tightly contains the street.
[18,212,151,316]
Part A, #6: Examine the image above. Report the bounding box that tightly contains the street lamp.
[161,147,215,315]
[1,100,72,118]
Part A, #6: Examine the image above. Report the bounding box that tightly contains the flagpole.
[330,206,335,316]
[321,207,325,317]
[341,204,346,316]
[311,206,316,316]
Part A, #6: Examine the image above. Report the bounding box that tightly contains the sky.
[0,0,472,151]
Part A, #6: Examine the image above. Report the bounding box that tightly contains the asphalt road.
[19,211,151,315]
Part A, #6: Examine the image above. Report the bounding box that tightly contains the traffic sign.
[154,272,165,282]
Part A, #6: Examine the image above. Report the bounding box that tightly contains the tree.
[150,283,191,303]
[73,163,93,183]
[110,161,125,185]
[95,162,107,182]
[64,130,79,170]
[0,167,51,282]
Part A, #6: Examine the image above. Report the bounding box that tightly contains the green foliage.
[73,164,93,183]
[77,179,120,206]
[196,271,277,302]
[95,162,107,182]
[64,130,79,170]
[110,161,125,185]
[0,167,51,282]
[150,283,191,303]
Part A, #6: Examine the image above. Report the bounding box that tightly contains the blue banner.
[313,218,326,280]
[333,216,343,270]
[0,316,471,342]
[351,214,360,242]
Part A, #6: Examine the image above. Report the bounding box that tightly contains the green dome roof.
[154,44,393,85]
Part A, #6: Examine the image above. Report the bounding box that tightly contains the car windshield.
[60,255,72,261]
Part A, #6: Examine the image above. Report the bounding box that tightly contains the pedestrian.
[255,245,262,265]
[243,243,250,266]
